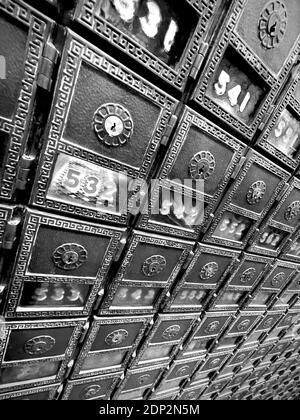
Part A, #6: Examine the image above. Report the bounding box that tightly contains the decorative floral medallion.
[205,321,221,334]
[209,358,221,368]
[138,374,151,386]
[24,335,56,356]
[199,262,219,281]
[52,243,88,271]
[263,318,274,329]
[259,1,288,49]
[189,151,216,180]
[142,255,167,277]
[187,391,197,400]
[93,103,134,147]
[271,272,285,287]
[237,319,251,332]
[80,385,102,400]
[236,353,246,363]
[240,268,257,284]
[177,366,190,376]
[105,329,129,346]
[162,325,181,340]
[246,181,266,205]
[285,201,300,221]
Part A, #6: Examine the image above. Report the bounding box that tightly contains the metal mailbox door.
[0,318,86,392]
[62,372,122,400]
[72,0,225,92]
[99,230,194,315]
[256,70,300,170]
[3,209,125,318]
[30,29,178,225]
[164,244,239,313]
[203,150,290,250]
[192,0,300,141]
[0,383,60,400]
[249,178,300,257]
[72,315,152,378]
[138,106,246,240]
[0,1,54,201]
[281,228,300,263]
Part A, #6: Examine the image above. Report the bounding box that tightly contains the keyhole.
[111,122,117,132]
[270,21,278,35]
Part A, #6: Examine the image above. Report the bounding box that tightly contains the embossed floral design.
[142,255,167,277]
[24,335,56,356]
[52,243,88,271]
[105,329,129,346]
[246,181,266,205]
[189,151,216,180]
[259,1,288,49]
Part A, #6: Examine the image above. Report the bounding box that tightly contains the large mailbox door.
[3,209,125,318]
[30,29,178,225]
[192,0,300,141]
[0,1,53,200]
[72,0,225,92]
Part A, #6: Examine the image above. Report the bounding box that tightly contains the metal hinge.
[94,288,105,311]
[15,154,35,191]
[161,114,178,146]
[37,40,59,91]
[2,215,22,250]
[114,231,129,262]
[231,156,247,180]
[56,384,64,400]
[258,105,276,131]
[79,321,90,344]
[183,251,195,270]
[189,42,209,81]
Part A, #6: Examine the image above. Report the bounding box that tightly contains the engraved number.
[63,169,82,193]
[214,70,251,113]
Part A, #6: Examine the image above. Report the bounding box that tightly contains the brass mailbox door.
[138,107,246,240]
[72,0,224,92]
[211,253,274,312]
[164,244,240,313]
[256,71,300,170]
[281,228,300,263]
[203,150,290,250]
[192,0,300,141]
[3,209,125,318]
[0,318,86,392]
[0,1,53,201]
[0,383,60,400]
[62,372,122,400]
[249,178,300,257]
[30,29,178,225]
[72,315,152,378]
[99,230,194,315]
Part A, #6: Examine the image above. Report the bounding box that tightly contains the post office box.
[192,0,300,141]
[225,348,256,371]
[178,312,234,359]
[137,107,246,240]
[247,365,270,388]
[3,209,125,318]
[113,364,167,401]
[0,318,86,392]
[205,374,234,396]
[0,383,60,400]
[133,313,198,367]
[249,178,300,257]
[193,351,232,381]
[215,390,233,401]
[256,68,300,170]
[281,229,300,263]
[178,381,208,401]
[211,253,273,312]
[71,0,225,92]
[164,244,240,313]
[99,230,194,315]
[245,260,298,311]
[0,0,54,201]
[226,369,253,392]
[203,150,290,250]
[272,277,300,311]
[253,312,284,334]
[62,371,122,400]
[29,29,178,225]
[72,315,151,378]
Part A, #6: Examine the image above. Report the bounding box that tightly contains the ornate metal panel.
[211,253,273,312]
[272,276,300,311]
[0,383,60,400]
[137,107,246,240]
[0,318,86,392]
[62,371,122,400]
[99,230,194,315]
[178,312,234,360]
[132,313,199,367]
[3,209,125,318]
[0,0,54,201]
[113,364,167,401]
[192,350,231,381]
[245,260,298,311]
[178,381,208,401]
[72,315,152,378]
[256,68,300,170]
[249,178,300,257]
[30,30,178,225]
[71,0,225,92]
[192,0,300,141]
[164,244,240,313]
[203,150,290,250]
